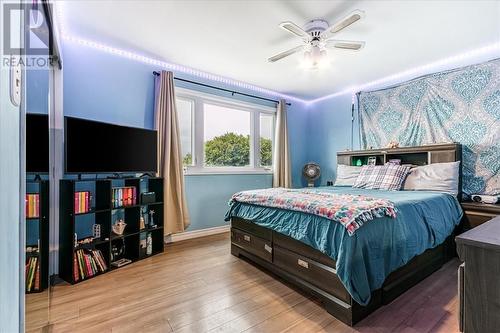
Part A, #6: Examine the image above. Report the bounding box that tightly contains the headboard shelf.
[337,143,461,158]
[385,152,429,166]
[337,143,462,197]
[338,144,461,165]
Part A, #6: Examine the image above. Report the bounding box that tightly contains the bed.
[226,143,463,326]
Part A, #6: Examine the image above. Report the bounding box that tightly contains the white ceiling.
[61,0,500,100]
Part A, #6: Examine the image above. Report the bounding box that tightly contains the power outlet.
[10,60,22,106]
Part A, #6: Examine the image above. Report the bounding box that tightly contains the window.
[260,113,274,167]
[176,98,194,167]
[176,88,275,174]
[204,103,251,167]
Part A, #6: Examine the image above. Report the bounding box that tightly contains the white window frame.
[176,96,195,167]
[176,87,276,175]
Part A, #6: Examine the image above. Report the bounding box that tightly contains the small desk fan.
[303,162,320,187]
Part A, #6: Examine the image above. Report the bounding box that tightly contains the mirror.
[25,2,52,330]
[25,115,50,331]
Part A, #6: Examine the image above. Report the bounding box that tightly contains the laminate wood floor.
[27,232,460,333]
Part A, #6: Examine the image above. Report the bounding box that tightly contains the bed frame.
[230,143,462,326]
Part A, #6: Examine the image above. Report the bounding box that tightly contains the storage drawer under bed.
[231,228,273,262]
[231,218,273,240]
[273,245,351,303]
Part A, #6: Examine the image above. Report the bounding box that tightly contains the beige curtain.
[272,100,292,188]
[155,71,190,234]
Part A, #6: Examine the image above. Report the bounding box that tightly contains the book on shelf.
[25,193,40,218]
[74,248,108,281]
[34,260,40,291]
[25,256,40,292]
[73,252,79,282]
[112,186,137,208]
[74,191,92,214]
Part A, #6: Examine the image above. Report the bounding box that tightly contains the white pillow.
[403,161,460,195]
[334,164,362,187]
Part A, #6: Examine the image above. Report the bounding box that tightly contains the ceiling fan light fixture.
[301,50,313,69]
[301,46,329,70]
[271,10,365,69]
[317,50,330,68]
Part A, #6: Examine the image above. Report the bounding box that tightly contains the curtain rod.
[153,71,291,106]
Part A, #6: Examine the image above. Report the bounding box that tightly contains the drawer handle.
[243,235,251,242]
[297,259,309,269]
[264,244,272,253]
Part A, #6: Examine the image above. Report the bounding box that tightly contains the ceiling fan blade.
[268,45,304,62]
[325,39,365,51]
[320,10,365,40]
[279,21,310,40]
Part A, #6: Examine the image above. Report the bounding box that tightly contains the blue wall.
[63,46,155,128]
[306,94,360,186]
[27,70,49,115]
[62,40,309,231]
[185,174,272,229]
[0,71,21,333]
[0,20,22,329]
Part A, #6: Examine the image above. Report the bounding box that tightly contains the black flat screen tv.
[65,117,157,174]
[27,114,49,173]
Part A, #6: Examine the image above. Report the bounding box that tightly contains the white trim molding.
[164,225,230,243]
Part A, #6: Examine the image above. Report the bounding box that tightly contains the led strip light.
[54,3,305,104]
[307,41,500,105]
[54,2,500,106]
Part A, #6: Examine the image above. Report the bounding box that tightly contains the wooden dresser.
[456,216,500,333]
[461,202,500,229]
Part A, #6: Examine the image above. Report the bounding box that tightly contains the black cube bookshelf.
[59,177,164,284]
[25,180,49,293]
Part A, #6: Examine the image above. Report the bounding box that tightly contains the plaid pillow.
[353,164,410,190]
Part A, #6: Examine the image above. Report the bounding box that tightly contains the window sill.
[184,168,273,176]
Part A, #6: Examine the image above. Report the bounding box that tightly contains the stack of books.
[25,193,40,218]
[73,249,108,281]
[26,256,40,292]
[112,187,137,208]
[74,191,92,214]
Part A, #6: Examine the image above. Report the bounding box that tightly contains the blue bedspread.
[225,187,463,305]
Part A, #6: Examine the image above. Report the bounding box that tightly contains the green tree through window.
[183,153,192,166]
[189,132,271,167]
[260,137,272,166]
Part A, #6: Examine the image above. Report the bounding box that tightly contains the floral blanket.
[230,188,397,236]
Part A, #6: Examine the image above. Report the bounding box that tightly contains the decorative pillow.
[353,164,410,190]
[334,165,362,187]
[403,161,460,195]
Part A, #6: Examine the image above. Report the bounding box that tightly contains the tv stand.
[140,172,155,178]
[106,173,126,179]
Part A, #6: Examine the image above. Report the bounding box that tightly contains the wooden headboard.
[337,143,463,197]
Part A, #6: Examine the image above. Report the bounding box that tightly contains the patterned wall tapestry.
[358,58,500,196]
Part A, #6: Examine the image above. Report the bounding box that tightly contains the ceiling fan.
[268,10,366,69]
